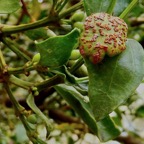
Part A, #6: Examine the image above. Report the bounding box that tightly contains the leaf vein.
[108,59,118,92]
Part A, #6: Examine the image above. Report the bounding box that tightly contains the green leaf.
[50,66,76,84]
[85,39,144,121]
[36,28,80,67]
[25,28,48,40]
[114,0,131,16]
[55,84,121,141]
[26,93,52,136]
[55,84,98,135]
[97,116,121,142]
[83,0,114,16]
[0,0,21,14]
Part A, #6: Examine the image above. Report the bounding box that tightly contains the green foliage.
[85,39,144,120]
[36,28,80,67]
[114,0,132,16]
[0,0,144,143]
[83,0,115,15]
[55,84,121,142]
[25,28,48,40]
[0,0,21,14]
[55,84,98,135]
[97,116,120,141]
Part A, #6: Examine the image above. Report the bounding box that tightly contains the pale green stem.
[9,73,64,91]
[26,93,53,137]
[2,38,31,61]
[59,1,83,19]
[9,75,33,89]
[0,48,6,67]
[36,74,64,91]
[2,17,51,35]
[5,83,46,144]
[2,1,83,35]
[75,76,89,83]
[4,83,25,111]
[0,46,8,75]
[5,83,32,131]
[107,0,117,14]
[56,0,69,13]
[119,0,138,19]
[8,65,35,74]
[69,56,84,74]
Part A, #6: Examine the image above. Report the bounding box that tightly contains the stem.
[20,0,35,22]
[59,1,83,19]
[36,74,64,91]
[19,114,33,132]
[5,83,31,130]
[56,0,69,13]
[9,75,33,89]
[0,48,7,69]
[107,0,117,14]
[4,83,24,111]
[69,57,84,74]
[26,93,53,137]
[36,138,47,144]
[2,38,31,61]
[119,0,138,19]
[75,76,89,83]
[5,83,46,144]
[8,65,35,74]
[9,71,64,91]
[2,17,51,35]
[2,1,83,35]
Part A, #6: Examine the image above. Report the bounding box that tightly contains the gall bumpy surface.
[79,13,128,64]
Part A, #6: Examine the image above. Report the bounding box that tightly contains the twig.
[119,0,138,19]
[69,57,84,74]
[2,38,31,61]
[116,135,144,144]
[2,1,83,35]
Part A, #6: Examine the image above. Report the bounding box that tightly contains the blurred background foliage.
[0,0,144,144]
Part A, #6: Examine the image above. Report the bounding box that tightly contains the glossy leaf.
[114,0,131,16]
[36,28,80,67]
[97,116,120,142]
[0,0,21,14]
[85,39,144,121]
[55,84,98,135]
[83,0,114,16]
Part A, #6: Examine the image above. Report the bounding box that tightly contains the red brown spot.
[99,29,104,36]
[79,12,127,64]
[92,53,101,64]
[79,46,85,55]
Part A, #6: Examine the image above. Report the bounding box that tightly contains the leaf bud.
[32,53,41,65]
